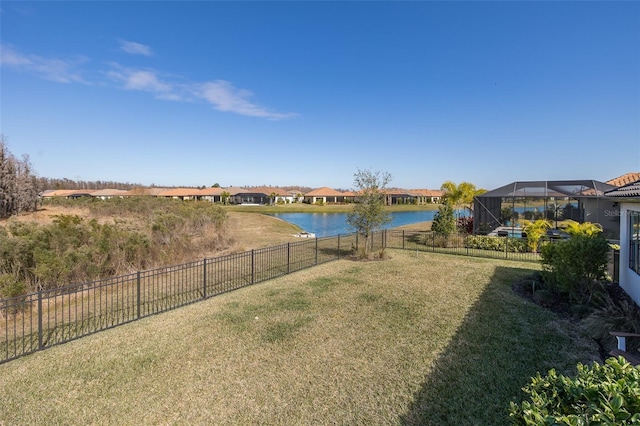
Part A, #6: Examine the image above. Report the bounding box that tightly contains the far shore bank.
[223,203,439,214]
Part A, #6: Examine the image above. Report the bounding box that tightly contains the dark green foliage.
[510,357,640,425]
[540,234,610,304]
[0,274,26,299]
[431,203,456,236]
[0,215,152,290]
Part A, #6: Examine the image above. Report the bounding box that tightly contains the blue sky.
[1,1,638,190]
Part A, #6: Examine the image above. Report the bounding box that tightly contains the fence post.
[402,230,405,250]
[315,237,319,265]
[37,290,43,351]
[136,271,141,319]
[287,243,290,274]
[505,236,509,259]
[432,232,435,252]
[337,235,341,259]
[251,250,255,284]
[203,258,207,299]
[466,234,469,256]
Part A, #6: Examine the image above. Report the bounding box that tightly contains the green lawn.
[0,251,599,425]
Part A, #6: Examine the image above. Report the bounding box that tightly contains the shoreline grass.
[0,251,599,425]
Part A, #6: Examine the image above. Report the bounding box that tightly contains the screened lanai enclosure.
[473,180,620,239]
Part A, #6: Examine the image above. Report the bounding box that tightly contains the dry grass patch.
[0,251,599,425]
[221,211,303,254]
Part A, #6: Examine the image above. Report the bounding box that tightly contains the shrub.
[464,235,529,253]
[431,203,456,236]
[457,216,473,234]
[522,219,551,253]
[541,234,610,304]
[563,220,604,237]
[510,357,640,425]
[583,289,640,352]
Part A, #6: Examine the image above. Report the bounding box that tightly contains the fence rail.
[1,229,550,365]
[1,233,365,364]
[385,230,543,262]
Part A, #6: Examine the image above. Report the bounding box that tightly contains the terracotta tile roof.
[409,189,443,197]
[305,187,344,196]
[198,187,224,196]
[90,189,129,197]
[125,187,170,196]
[607,172,640,187]
[224,187,249,195]
[247,186,289,196]
[384,188,412,196]
[157,188,202,197]
[605,180,640,198]
[42,189,95,197]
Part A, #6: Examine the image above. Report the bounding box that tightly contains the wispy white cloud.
[118,40,153,57]
[2,43,298,119]
[107,64,180,100]
[197,80,297,120]
[0,43,88,83]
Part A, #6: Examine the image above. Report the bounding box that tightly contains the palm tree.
[440,181,486,216]
[221,191,230,205]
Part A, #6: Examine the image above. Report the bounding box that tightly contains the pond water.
[269,210,467,238]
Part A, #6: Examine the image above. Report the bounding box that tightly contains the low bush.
[510,357,640,425]
[522,219,551,253]
[540,234,610,304]
[464,235,529,253]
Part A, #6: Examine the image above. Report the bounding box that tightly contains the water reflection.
[269,210,460,238]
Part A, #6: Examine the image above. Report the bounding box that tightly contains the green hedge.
[464,235,529,253]
[510,357,640,425]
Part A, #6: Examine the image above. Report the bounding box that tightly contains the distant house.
[303,187,345,204]
[124,187,170,197]
[286,190,305,203]
[410,189,443,204]
[224,187,267,205]
[248,187,290,204]
[156,188,201,201]
[605,179,640,306]
[199,187,224,203]
[90,189,129,200]
[41,189,94,199]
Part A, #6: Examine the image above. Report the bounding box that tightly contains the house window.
[630,210,640,275]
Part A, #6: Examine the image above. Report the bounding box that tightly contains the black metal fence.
[385,230,542,262]
[1,233,366,365]
[0,229,569,365]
